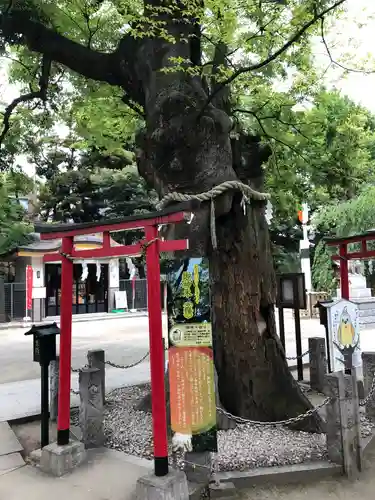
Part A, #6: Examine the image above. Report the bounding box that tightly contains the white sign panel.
[32,287,47,299]
[114,291,128,310]
[327,299,361,372]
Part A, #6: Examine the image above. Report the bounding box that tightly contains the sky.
[1,0,375,176]
[313,0,375,111]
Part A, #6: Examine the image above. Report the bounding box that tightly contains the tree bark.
[210,196,322,432]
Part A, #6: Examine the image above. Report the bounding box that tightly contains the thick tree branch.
[211,41,231,113]
[0,55,51,145]
[200,0,347,115]
[1,8,123,86]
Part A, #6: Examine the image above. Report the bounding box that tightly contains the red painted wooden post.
[103,231,110,250]
[57,236,74,445]
[145,225,169,477]
[340,243,349,300]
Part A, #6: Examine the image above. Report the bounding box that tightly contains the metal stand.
[294,309,303,381]
[324,324,332,373]
[278,307,285,351]
[41,362,50,448]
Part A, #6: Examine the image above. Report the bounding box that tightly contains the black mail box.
[25,323,60,365]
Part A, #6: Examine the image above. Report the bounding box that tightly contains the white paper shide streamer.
[81,262,89,282]
[126,257,137,280]
[80,261,102,282]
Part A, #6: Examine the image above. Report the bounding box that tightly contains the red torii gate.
[35,204,193,477]
[325,229,375,299]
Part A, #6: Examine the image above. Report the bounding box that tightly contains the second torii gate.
[35,203,194,477]
[325,229,375,300]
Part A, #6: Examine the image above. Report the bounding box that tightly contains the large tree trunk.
[131,2,321,431]
[211,196,321,432]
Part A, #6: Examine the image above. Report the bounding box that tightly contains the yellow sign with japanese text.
[169,322,212,347]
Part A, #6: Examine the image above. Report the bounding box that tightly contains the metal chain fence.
[104,351,150,369]
[4,282,26,321]
[285,349,311,361]
[216,397,331,426]
[119,279,148,311]
[71,351,150,373]
[360,371,375,407]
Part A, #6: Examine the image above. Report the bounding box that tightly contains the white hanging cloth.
[81,262,89,282]
[96,262,101,282]
[126,257,137,280]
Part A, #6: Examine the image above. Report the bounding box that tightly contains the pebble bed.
[71,384,375,472]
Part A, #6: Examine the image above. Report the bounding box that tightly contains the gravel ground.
[69,384,375,472]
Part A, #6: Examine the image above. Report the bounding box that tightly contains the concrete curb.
[363,430,375,455]
[214,431,375,490]
[215,461,342,488]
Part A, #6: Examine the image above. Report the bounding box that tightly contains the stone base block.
[40,441,86,477]
[184,452,212,484]
[136,470,189,500]
[209,481,237,499]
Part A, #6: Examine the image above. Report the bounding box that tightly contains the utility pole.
[299,203,312,292]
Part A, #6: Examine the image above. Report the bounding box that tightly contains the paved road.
[1,311,373,385]
[0,316,167,385]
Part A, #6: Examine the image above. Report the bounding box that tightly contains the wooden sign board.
[326,299,361,372]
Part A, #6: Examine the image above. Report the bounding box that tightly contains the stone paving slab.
[0,448,152,500]
[0,363,151,422]
[0,452,24,475]
[0,422,23,455]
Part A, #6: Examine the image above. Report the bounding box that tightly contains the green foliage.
[1,0,372,272]
[312,240,337,295]
[1,0,350,154]
[31,136,156,224]
[313,186,375,238]
[0,171,32,255]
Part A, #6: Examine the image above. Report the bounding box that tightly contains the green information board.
[167,258,217,453]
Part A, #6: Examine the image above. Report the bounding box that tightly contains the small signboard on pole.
[326,299,361,373]
[167,258,217,453]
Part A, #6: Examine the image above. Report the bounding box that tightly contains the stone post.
[324,370,362,478]
[362,352,375,420]
[184,452,212,484]
[309,337,327,393]
[79,367,104,449]
[87,349,105,405]
[49,356,59,422]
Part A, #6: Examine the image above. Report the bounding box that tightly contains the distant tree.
[0,171,32,256]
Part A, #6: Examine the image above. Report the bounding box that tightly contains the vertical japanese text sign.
[26,265,33,312]
[167,258,217,452]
